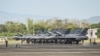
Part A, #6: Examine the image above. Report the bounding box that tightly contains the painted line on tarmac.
[9,48,100,51]
[0,52,100,54]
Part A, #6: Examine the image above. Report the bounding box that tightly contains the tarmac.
[0,43,100,56]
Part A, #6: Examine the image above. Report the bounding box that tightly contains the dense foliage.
[0,18,99,38]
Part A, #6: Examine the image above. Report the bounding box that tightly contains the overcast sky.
[0,0,100,19]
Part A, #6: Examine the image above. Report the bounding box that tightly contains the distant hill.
[0,11,100,24]
[88,16,100,24]
[0,11,53,24]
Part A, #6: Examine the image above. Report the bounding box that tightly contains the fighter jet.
[13,28,89,44]
[53,28,89,44]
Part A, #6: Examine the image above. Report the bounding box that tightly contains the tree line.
[0,18,100,38]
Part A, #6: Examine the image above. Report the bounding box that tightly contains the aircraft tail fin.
[81,28,89,35]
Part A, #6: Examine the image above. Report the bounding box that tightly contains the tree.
[66,19,79,29]
[47,18,64,29]
[14,23,26,33]
[63,19,69,29]
[0,24,7,33]
[27,18,33,34]
[4,21,27,36]
[81,19,90,28]
[34,20,48,33]
[54,19,63,29]
[67,23,77,29]
[5,21,15,33]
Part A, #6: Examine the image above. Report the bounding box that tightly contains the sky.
[0,0,100,19]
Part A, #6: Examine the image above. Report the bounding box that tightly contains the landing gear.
[76,40,79,44]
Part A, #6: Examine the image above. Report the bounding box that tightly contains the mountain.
[0,11,100,24]
[0,11,53,24]
[88,16,100,24]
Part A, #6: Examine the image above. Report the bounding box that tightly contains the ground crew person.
[5,37,8,47]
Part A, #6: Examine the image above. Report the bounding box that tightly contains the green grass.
[0,40,21,45]
[84,38,100,43]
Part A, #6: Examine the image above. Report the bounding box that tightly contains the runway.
[0,44,100,56]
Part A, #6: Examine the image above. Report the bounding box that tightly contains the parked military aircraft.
[13,28,90,44]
